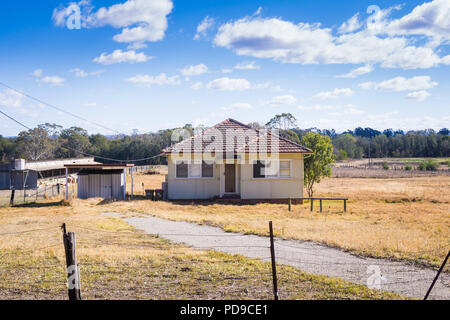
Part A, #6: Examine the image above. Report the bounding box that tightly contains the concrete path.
[105,213,449,299]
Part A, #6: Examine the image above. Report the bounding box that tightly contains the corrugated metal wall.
[77,173,124,199]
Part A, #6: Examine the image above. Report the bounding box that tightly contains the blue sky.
[0,0,449,136]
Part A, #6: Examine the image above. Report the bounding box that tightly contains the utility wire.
[0,107,164,163]
[0,108,32,130]
[0,81,122,134]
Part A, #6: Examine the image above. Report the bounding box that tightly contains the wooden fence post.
[310,199,314,212]
[288,198,292,212]
[269,221,279,300]
[320,199,323,212]
[61,223,82,300]
[424,250,449,300]
[10,189,15,206]
[344,199,347,212]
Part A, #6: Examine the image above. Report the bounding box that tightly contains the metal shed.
[64,164,134,200]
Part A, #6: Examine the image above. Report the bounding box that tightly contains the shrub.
[418,159,438,171]
[404,164,412,171]
[382,162,389,170]
[336,149,348,161]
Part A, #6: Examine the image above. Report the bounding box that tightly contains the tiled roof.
[163,118,312,154]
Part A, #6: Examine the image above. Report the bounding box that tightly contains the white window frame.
[279,159,292,178]
[252,159,292,179]
[175,160,215,179]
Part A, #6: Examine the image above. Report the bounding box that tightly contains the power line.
[0,108,32,130]
[0,81,122,134]
[0,107,164,163]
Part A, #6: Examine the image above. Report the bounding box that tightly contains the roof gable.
[163,118,312,154]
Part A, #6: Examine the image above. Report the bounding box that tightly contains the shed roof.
[163,118,312,154]
[64,164,134,170]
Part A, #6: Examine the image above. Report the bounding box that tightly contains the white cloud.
[406,90,431,102]
[31,69,43,77]
[53,0,173,45]
[190,82,203,90]
[194,16,215,40]
[0,89,23,108]
[40,76,65,86]
[180,64,208,76]
[313,88,354,100]
[125,73,181,87]
[360,76,438,91]
[213,3,450,70]
[93,49,151,65]
[234,61,260,70]
[385,0,450,44]
[336,64,374,78]
[222,68,233,74]
[83,102,97,107]
[221,102,253,111]
[70,68,88,77]
[265,95,297,106]
[338,13,362,34]
[206,77,251,91]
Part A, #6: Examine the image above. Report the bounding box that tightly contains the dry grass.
[109,173,450,268]
[0,199,399,300]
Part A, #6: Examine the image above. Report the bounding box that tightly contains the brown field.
[0,166,447,299]
[0,199,399,300]
[118,171,449,268]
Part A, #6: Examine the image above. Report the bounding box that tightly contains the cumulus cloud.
[406,90,431,101]
[338,13,363,34]
[125,73,181,87]
[70,68,88,77]
[0,89,23,108]
[206,77,252,91]
[40,76,65,86]
[180,64,208,76]
[93,49,151,65]
[194,16,215,40]
[313,88,354,100]
[336,64,374,78]
[359,76,438,91]
[190,82,203,90]
[213,1,450,69]
[385,0,450,44]
[234,61,260,70]
[265,95,297,106]
[53,0,173,46]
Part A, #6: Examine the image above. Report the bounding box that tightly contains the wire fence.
[0,222,448,300]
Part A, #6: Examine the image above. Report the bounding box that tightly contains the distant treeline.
[298,127,450,160]
[0,120,449,164]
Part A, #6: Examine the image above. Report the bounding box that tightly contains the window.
[202,161,214,178]
[176,161,214,178]
[176,161,188,178]
[279,160,291,177]
[253,160,291,178]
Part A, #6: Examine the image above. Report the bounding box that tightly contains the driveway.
[105,213,449,299]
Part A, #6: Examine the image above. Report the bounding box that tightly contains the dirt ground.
[0,199,400,300]
[118,172,449,268]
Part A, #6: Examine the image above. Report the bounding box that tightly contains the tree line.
[0,114,449,164]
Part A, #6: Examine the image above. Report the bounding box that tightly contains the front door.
[225,164,236,193]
